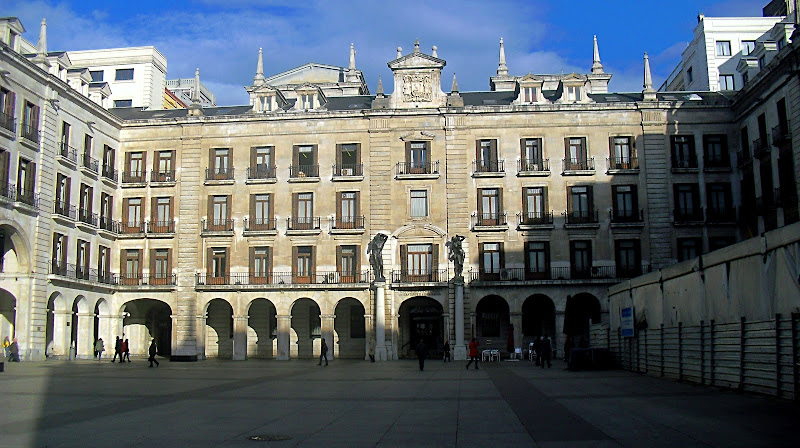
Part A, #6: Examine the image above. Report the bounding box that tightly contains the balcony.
[147,219,175,234]
[58,143,78,166]
[243,217,277,233]
[119,273,176,287]
[472,160,505,177]
[50,261,117,286]
[671,157,698,172]
[517,211,554,228]
[610,209,644,225]
[286,216,320,232]
[246,166,277,183]
[471,212,508,230]
[467,265,652,283]
[703,157,731,172]
[517,159,550,176]
[391,269,447,284]
[78,208,98,228]
[14,187,38,209]
[562,158,595,175]
[607,156,639,173]
[752,138,769,159]
[395,161,440,178]
[20,122,39,144]
[98,217,120,235]
[101,166,118,183]
[331,164,364,180]
[736,149,752,168]
[0,112,15,135]
[289,165,319,181]
[121,170,146,185]
[202,218,234,233]
[563,209,599,227]
[54,201,76,221]
[195,271,370,287]
[205,167,235,182]
[330,216,365,231]
[81,153,99,175]
[706,206,737,224]
[772,122,791,146]
[120,221,145,235]
[0,183,13,202]
[673,207,704,224]
[151,170,176,184]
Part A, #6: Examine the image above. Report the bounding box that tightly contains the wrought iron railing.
[472,212,508,227]
[119,273,176,286]
[752,138,769,158]
[59,143,78,164]
[332,164,363,177]
[289,165,319,178]
[101,166,118,182]
[706,207,737,223]
[563,209,599,224]
[244,217,276,231]
[671,157,698,169]
[82,152,99,173]
[21,122,39,143]
[78,208,98,227]
[247,166,276,180]
[120,221,145,234]
[517,159,549,173]
[99,217,120,233]
[202,218,234,232]
[607,156,639,170]
[563,157,595,171]
[395,161,440,175]
[517,211,554,225]
[673,207,704,222]
[330,216,365,229]
[50,260,117,285]
[0,113,15,134]
[473,159,505,173]
[736,149,752,167]
[151,170,176,183]
[54,201,76,220]
[391,269,448,283]
[610,208,644,223]
[148,220,175,233]
[205,167,235,181]
[15,187,38,207]
[772,122,791,146]
[287,216,320,230]
[121,170,146,183]
[195,271,370,286]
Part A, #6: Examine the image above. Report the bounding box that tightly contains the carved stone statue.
[446,234,466,280]
[367,233,389,281]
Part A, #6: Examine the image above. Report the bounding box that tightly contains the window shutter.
[249,147,256,169]
[543,187,549,211]
[566,187,573,213]
[226,196,231,221]
[207,195,213,221]
[149,248,156,277]
[292,246,298,276]
[169,197,174,221]
[267,247,273,277]
[249,194,255,219]
[335,144,342,167]
[522,188,529,216]
[400,245,408,276]
[292,193,299,220]
[355,143,361,167]
[498,242,505,269]
[312,145,318,165]
[292,145,299,168]
[209,148,215,171]
[4,92,14,115]
[544,242,551,268]
[475,140,481,161]
[587,186,594,212]
[405,142,411,163]
[268,193,274,220]
[141,153,147,176]
[490,139,498,164]
[151,197,157,222]
[249,247,255,276]
[122,198,129,224]
[28,162,37,194]
[498,188,504,215]
[167,249,173,276]
[225,248,230,277]
[206,248,214,275]
[564,137,570,160]
[310,246,316,279]
[631,185,639,212]
[478,243,485,273]
[519,138,526,162]
[432,244,439,274]
[608,136,615,159]
[0,151,9,183]
[523,242,530,272]
[477,189,483,216]
[120,249,127,277]
[32,104,40,128]
[354,191,360,216]
[336,191,342,221]
[336,246,342,273]
[354,245,361,273]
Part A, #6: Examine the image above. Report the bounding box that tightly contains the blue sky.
[6,0,770,106]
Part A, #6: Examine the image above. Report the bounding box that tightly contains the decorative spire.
[497,37,508,77]
[414,38,420,53]
[349,43,356,70]
[37,18,47,57]
[642,52,657,101]
[431,46,438,58]
[253,48,265,85]
[451,73,459,93]
[591,35,604,74]
[397,47,402,59]
[376,76,384,97]
[188,68,204,115]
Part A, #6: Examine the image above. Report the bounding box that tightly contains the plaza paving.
[0,356,798,448]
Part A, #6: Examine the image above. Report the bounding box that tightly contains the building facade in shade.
[0,14,797,363]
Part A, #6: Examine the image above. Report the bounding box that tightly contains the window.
[671,135,697,168]
[249,193,274,231]
[612,185,638,221]
[250,247,271,283]
[525,241,550,279]
[778,37,786,51]
[477,188,503,225]
[476,139,499,172]
[250,146,274,178]
[565,137,588,169]
[300,94,314,109]
[209,148,231,179]
[403,244,435,281]
[89,70,103,82]
[151,248,172,284]
[0,150,8,186]
[338,245,359,282]
[22,101,39,142]
[55,173,71,211]
[410,190,428,218]
[336,143,360,176]
[523,86,538,103]
[293,192,314,229]
[570,240,592,278]
[125,151,145,182]
[406,141,430,174]
[337,191,360,228]
[152,197,173,232]
[479,242,504,279]
[742,40,755,56]
[79,183,93,220]
[610,136,634,169]
[77,239,93,277]
[115,68,134,81]
[567,86,580,102]
[123,197,143,232]
[292,145,318,177]
[309,303,321,338]
[674,184,701,220]
[758,55,766,70]
[102,145,116,179]
[98,245,111,280]
[718,74,735,90]
[707,183,732,221]
[687,67,693,83]
[703,135,729,168]
[208,247,229,284]
[153,150,175,181]
[208,195,230,230]
[17,158,36,204]
[113,100,132,108]
[293,246,314,283]
[567,185,594,222]
[0,87,14,132]
[615,239,641,277]
[677,238,701,262]
[716,41,731,56]
[59,122,71,151]
[100,193,113,228]
[520,138,543,171]
[522,187,547,224]
[52,233,67,272]
[259,96,273,112]
[121,249,141,284]
[742,72,749,85]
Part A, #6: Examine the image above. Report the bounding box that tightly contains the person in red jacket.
[466,338,480,370]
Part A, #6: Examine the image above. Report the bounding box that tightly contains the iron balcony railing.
[121,170,146,183]
[517,159,549,173]
[563,157,595,171]
[244,217,277,232]
[610,208,644,223]
[247,166,277,180]
[395,161,440,175]
[202,218,234,232]
[50,260,117,285]
[468,265,650,282]
[332,164,363,177]
[472,212,508,227]
[151,170,176,183]
[195,271,370,286]
[287,216,320,230]
[0,113,15,134]
[289,165,319,178]
[706,206,737,223]
[147,220,175,234]
[78,208,98,227]
[120,221,145,234]
[15,187,38,208]
[99,217,120,233]
[0,183,14,201]
[21,122,39,143]
[54,201,76,220]
[391,269,448,283]
[119,273,176,286]
[673,207,704,222]
[736,149,752,167]
[205,167,235,181]
[563,209,599,224]
[704,156,730,169]
[671,157,698,169]
[517,211,554,225]
[59,143,78,164]
[607,156,639,170]
[101,166,118,182]
[772,122,791,146]
[81,153,99,173]
[473,160,505,173]
[752,138,769,158]
[330,216,365,230]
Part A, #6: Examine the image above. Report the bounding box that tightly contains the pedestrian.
[318,338,328,366]
[443,340,451,362]
[541,335,552,368]
[8,337,20,362]
[95,338,105,360]
[368,336,376,362]
[123,339,131,363]
[3,336,10,360]
[533,336,541,366]
[148,339,160,368]
[465,337,479,370]
[112,336,122,363]
[415,339,428,371]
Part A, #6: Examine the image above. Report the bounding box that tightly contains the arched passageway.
[122,299,172,357]
[205,299,233,359]
[334,298,366,359]
[0,288,16,342]
[398,297,443,359]
[521,294,555,348]
[0,224,30,273]
[247,298,277,359]
[45,293,67,357]
[564,293,602,348]
[475,295,510,352]
[291,298,320,359]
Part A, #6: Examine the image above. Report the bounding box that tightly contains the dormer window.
[523,87,538,103]
[300,94,314,109]
[567,86,580,102]
[259,96,272,112]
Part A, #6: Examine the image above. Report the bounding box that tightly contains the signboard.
[621,307,635,337]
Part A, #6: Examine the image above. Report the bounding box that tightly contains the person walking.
[148,339,160,367]
[443,340,451,362]
[534,336,542,366]
[368,336,376,362]
[94,338,105,360]
[541,335,552,368]
[318,338,329,366]
[465,338,479,370]
[111,336,122,363]
[123,339,131,363]
[8,337,20,362]
[415,339,428,371]
[3,336,10,360]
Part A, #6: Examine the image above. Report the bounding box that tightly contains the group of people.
[93,336,159,367]
[3,336,20,362]
[412,336,555,370]
[531,336,553,368]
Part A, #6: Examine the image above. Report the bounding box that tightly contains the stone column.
[510,312,523,357]
[232,315,248,360]
[51,310,71,357]
[195,314,206,360]
[321,314,335,360]
[276,314,291,360]
[469,312,476,340]
[97,314,115,357]
[170,315,179,358]
[374,281,387,361]
[364,313,373,360]
[453,279,467,360]
[76,312,94,359]
[555,310,565,360]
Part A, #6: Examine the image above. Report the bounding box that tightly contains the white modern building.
[165,77,216,108]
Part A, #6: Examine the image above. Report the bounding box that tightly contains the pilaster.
[276,314,291,360]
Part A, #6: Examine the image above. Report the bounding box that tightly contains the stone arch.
[474,295,511,352]
[120,299,173,357]
[397,296,444,359]
[290,297,321,359]
[247,298,277,359]
[70,296,89,356]
[564,293,602,348]
[521,294,555,348]
[0,287,17,344]
[93,298,111,355]
[205,298,233,359]
[45,292,67,358]
[334,297,366,359]
[0,221,32,272]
